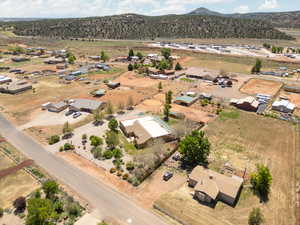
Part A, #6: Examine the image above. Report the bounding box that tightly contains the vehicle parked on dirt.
[163,172,173,181]
[73,112,82,118]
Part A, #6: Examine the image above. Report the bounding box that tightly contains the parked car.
[163,172,173,181]
[65,110,74,116]
[73,112,82,118]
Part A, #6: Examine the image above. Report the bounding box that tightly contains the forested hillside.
[6,14,293,40]
[189,8,300,29]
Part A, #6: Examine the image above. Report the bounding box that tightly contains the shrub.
[64,143,75,151]
[66,203,81,218]
[122,173,129,180]
[91,147,102,159]
[110,168,116,173]
[90,136,103,147]
[0,207,3,217]
[48,135,60,145]
[59,146,64,152]
[103,150,113,159]
[117,171,123,177]
[112,148,123,159]
[248,208,264,225]
[126,161,135,171]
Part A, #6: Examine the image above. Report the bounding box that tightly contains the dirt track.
[0,159,33,178]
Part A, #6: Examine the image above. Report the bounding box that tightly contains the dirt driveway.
[18,109,90,130]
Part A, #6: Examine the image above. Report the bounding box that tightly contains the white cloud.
[259,0,279,10]
[0,0,233,18]
[234,5,250,14]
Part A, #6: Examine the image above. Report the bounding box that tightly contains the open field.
[177,52,300,74]
[156,111,297,225]
[240,78,283,96]
[136,93,215,123]
[0,153,39,208]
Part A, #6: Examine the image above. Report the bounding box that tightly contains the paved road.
[0,114,168,225]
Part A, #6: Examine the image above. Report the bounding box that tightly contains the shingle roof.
[190,166,243,200]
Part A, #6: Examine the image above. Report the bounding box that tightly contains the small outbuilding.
[174,95,198,107]
[272,100,295,113]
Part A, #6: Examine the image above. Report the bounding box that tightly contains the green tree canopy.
[128,63,134,71]
[136,52,143,59]
[108,118,118,132]
[251,59,262,74]
[128,49,135,57]
[100,51,109,62]
[161,48,171,59]
[26,198,56,225]
[90,136,103,147]
[175,62,183,71]
[42,180,59,199]
[105,131,119,150]
[248,208,264,225]
[250,164,272,201]
[179,130,211,165]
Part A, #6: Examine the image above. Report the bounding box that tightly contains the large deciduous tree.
[179,130,210,165]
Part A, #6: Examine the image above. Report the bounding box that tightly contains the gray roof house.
[69,99,106,113]
[48,101,68,113]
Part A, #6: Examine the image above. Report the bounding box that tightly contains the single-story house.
[272,100,295,113]
[69,71,82,76]
[0,76,12,84]
[56,64,68,70]
[148,67,160,75]
[11,57,30,62]
[188,166,243,206]
[200,93,212,100]
[163,70,175,76]
[174,95,198,107]
[47,101,68,113]
[284,86,300,93]
[119,115,173,148]
[106,82,120,89]
[44,58,65,64]
[69,99,106,113]
[0,80,32,94]
[89,56,101,61]
[230,96,259,112]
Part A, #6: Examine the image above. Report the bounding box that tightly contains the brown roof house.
[189,166,243,206]
[230,96,259,112]
[119,115,174,148]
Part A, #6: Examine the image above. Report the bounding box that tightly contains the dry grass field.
[155,111,297,225]
[240,78,283,96]
[0,152,39,208]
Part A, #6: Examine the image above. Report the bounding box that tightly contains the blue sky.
[0,0,299,18]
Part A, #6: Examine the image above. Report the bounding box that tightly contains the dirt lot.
[114,71,162,88]
[136,93,215,123]
[240,78,283,96]
[0,153,40,208]
[101,86,157,108]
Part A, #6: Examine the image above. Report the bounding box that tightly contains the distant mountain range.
[189,7,300,28]
[0,18,45,22]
